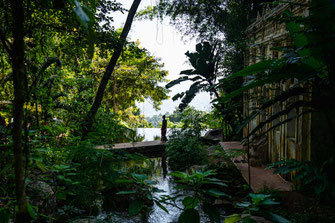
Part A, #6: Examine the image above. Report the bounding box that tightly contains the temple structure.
[243,1,312,180]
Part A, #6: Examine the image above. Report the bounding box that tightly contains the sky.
[111,0,212,117]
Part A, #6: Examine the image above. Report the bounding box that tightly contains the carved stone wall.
[243,1,311,174]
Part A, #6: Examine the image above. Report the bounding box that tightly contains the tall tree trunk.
[82,0,141,139]
[112,70,118,112]
[11,0,30,221]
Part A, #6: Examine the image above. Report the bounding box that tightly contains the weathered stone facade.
[243,1,311,178]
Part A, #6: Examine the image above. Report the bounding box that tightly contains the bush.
[165,129,207,170]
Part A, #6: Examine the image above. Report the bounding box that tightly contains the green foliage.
[267,159,335,197]
[226,193,290,223]
[116,172,168,216]
[166,168,228,223]
[178,208,200,223]
[167,42,220,111]
[165,129,207,170]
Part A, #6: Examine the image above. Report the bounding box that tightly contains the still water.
[95,128,220,222]
[136,128,169,141]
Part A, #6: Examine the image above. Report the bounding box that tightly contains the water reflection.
[98,155,218,222]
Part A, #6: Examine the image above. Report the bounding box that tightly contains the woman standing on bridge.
[161,115,167,141]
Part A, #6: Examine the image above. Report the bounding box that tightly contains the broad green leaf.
[129,199,144,216]
[146,194,152,200]
[182,197,199,209]
[249,193,271,202]
[207,189,229,198]
[54,164,71,170]
[132,173,147,181]
[0,207,11,223]
[170,171,187,179]
[225,214,242,223]
[268,213,291,223]
[237,202,251,208]
[202,202,220,223]
[180,69,193,75]
[242,217,257,223]
[225,59,277,80]
[27,202,37,220]
[56,191,67,200]
[35,161,47,173]
[200,180,228,187]
[116,190,136,195]
[115,179,133,183]
[73,0,90,29]
[166,76,189,89]
[154,200,169,213]
[145,179,157,185]
[172,92,185,101]
[262,199,280,205]
[57,175,65,180]
[178,208,200,223]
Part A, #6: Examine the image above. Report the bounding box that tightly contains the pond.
[136,128,169,141]
[91,128,222,222]
[136,128,207,141]
[94,156,223,223]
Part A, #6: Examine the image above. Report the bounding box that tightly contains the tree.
[101,40,169,113]
[10,0,30,221]
[1,0,122,220]
[82,0,142,139]
[166,42,220,111]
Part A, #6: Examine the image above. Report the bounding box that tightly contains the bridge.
[95,140,166,157]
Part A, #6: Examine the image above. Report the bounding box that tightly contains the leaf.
[268,213,291,223]
[178,208,200,223]
[237,202,251,208]
[166,76,189,88]
[56,191,67,200]
[262,199,280,205]
[146,194,152,200]
[0,207,11,223]
[57,175,65,180]
[35,161,47,173]
[132,173,147,181]
[202,202,220,223]
[249,193,271,202]
[54,164,71,170]
[145,179,157,185]
[182,197,199,209]
[242,217,257,223]
[179,82,206,111]
[115,179,133,183]
[225,214,242,223]
[116,190,136,195]
[180,69,194,75]
[0,163,12,175]
[27,202,37,220]
[170,171,187,179]
[154,200,169,213]
[207,189,229,198]
[152,188,166,193]
[73,0,90,29]
[225,59,277,80]
[129,199,144,216]
[172,92,185,101]
[200,180,228,187]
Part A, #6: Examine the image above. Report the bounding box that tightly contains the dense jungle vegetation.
[1,0,335,222]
